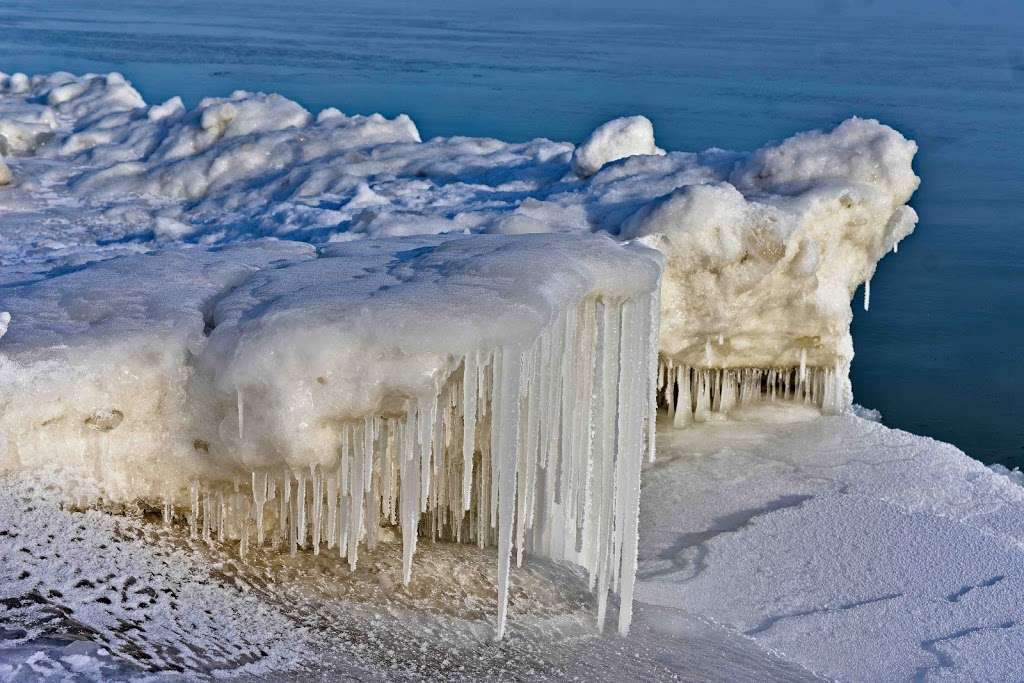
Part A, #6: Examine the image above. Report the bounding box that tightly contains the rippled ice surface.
[1,0,1020,465]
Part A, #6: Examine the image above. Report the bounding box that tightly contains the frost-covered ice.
[640,410,1024,681]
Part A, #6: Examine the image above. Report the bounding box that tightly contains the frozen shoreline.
[5,413,1022,680]
[5,70,1012,680]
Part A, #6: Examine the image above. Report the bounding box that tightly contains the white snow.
[570,115,665,177]
[638,411,1024,681]
[0,73,917,405]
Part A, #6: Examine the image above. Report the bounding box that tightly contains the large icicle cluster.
[0,233,661,637]
[658,361,848,427]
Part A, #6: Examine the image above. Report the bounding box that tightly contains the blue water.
[1,0,1021,465]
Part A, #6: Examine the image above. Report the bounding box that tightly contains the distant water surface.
[0,0,1021,465]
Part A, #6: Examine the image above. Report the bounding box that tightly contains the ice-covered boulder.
[623,118,918,423]
[571,115,665,177]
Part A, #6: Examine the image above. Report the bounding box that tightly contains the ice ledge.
[0,232,662,638]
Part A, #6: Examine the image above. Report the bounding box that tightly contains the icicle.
[202,489,212,542]
[311,465,323,556]
[864,278,871,312]
[462,352,478,512]
[237,388,244,440]
[673,367,691,427]
[893,241,899,254]
[400,407,420,586]
[799,348,807,383]
[162,486,173,526]
[252,471,267,547]
[188,480,199,539]
[494,342,523,641]
[326,468,338,550]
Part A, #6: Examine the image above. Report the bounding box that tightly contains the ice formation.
[0,72,917,405]
[0,232,661,638]
[0,70,920,642]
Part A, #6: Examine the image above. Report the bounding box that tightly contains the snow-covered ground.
[7,412,1023,680]
[2,71,1016,681]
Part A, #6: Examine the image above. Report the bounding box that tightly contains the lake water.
[1,0,1021,466]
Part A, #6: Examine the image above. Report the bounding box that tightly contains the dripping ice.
[172,293,658,639]
[0,233,662,639]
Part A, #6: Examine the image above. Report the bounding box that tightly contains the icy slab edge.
[0,234,661,640]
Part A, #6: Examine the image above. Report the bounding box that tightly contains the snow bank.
[0,75,917,407]
[0,232,661,638]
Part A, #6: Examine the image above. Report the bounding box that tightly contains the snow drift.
[0,72,918,411]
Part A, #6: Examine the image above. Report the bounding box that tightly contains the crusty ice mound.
[0,71,918,408]
[0,70,919,639]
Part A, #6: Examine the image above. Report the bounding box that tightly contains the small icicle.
[239,499,250,563]
[311,465,323,556]
[704,338,712,365]
[717,334,724,345]
[799,347,807,383]
[252,470,268,547]
[893,241,899,254]
[237,388,244,440]
[188,480,199,539]
[326,467,338,550]
[462,352,478,513]
[296,470,307,548]
[162,486,173,526]
[863,278,871,312]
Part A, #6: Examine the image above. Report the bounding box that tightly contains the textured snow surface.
[641,410,1024,682]
[0,71,918,378]
[0,470,822,682]
[6,415,1019,681]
